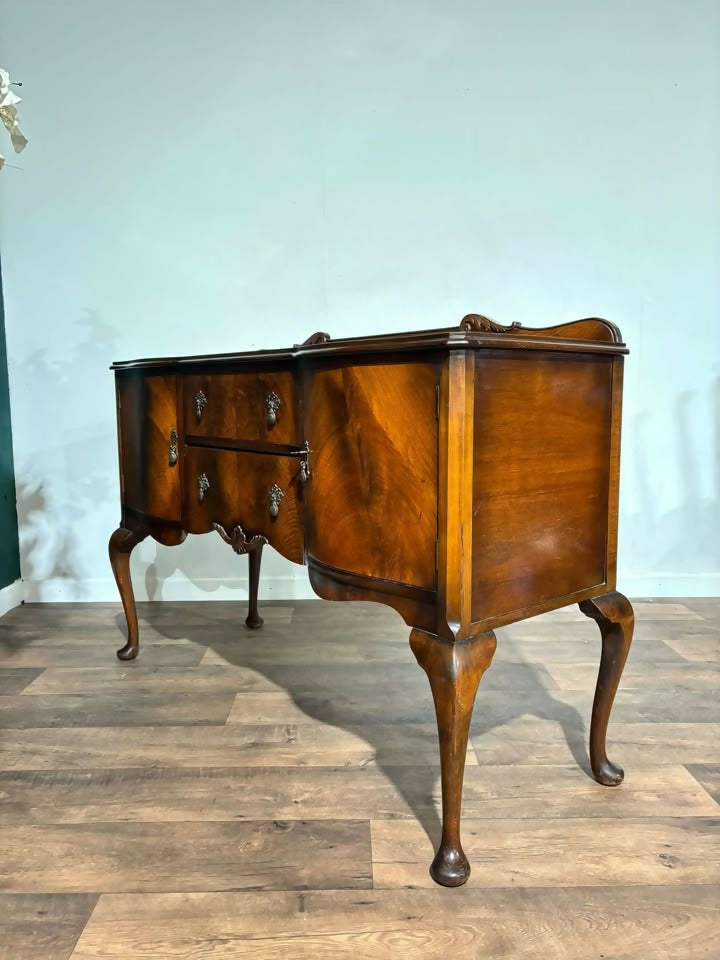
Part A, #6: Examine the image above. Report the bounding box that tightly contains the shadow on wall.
[14,311,117,595]
[14,310,278,600]
[627,376,720,585]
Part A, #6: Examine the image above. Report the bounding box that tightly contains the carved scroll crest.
[460,314,522,333]
[212,523,268,555]
[300,331,331,345]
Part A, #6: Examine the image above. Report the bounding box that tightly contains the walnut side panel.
[303,361,438,590]
[471,351,613,624]
[116,372,181,523]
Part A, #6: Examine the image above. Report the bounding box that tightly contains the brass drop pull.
[299,441,311,483]
[168,430,178,466]
[265,392,280,428]
[197,473,210,502]
[194,390,208,420]
[268,483,284,518]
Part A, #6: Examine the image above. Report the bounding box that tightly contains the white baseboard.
[20,572,720,603]
[0,579,23,616]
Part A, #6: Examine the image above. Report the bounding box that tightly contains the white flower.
[0,67,28,171]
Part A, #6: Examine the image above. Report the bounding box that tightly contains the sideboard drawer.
[184,447,304,564]
[183,370,300,445]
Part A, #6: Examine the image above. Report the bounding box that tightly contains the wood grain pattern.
[471,352,613,625]
[0,598,717,957]
[685,764,720,804]
[303,361,438,589]
[0,893,98,960]
[184,447,304,564]
[70,886,720,959]
[182,368,300,445]
[0,820,371,893]
[371,816,720,888]
[116,373,181,523]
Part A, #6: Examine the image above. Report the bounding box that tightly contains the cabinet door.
[116,373,181,523]
[303,361,438,589]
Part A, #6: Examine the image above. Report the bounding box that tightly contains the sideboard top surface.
[111,315,628,371]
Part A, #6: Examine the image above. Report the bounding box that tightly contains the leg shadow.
[122,598,593,856]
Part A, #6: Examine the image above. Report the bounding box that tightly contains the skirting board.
[0,578,23,616]
[19,572,720,603]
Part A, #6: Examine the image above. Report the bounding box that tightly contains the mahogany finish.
[109,313,633,886]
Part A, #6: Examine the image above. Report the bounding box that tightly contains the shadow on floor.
[114,596,596,854]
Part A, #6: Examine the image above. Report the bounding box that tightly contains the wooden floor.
[0,597,718,959]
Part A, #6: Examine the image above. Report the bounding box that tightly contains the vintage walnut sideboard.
[109,314,634,887]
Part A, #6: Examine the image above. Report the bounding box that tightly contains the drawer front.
[184,447,304,564]
[183,370,300,445]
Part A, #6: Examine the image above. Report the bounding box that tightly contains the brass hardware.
[197,473,210,502]
[299,440,311,483]
[194,390,208,420]
[265,391,280,428]
[213,522,268,555]
[168,430,179,466]
[268,483,284,518]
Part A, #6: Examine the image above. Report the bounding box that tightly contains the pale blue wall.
[0,0,718,598]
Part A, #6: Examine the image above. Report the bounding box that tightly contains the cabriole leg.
[579,590,635,786]
[109,526,148,661]
[410,628,497,886]
[246,542,264,629]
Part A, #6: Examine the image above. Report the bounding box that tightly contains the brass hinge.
[435,539,439,572]
[435,384,440,419]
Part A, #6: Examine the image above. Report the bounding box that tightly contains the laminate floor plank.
[0,691,236,728]
[0,820,372,893]
[471,720,720,766]
[1,764,715,825]
[0,893,98,960]
[545,661,720,690]
[0,643,205,667]
[371,816,720,888]
[0,722,463,770]
[685,764,720,805]
[69,886,720,960]
[0,666,43,694]
[0,597,716,959]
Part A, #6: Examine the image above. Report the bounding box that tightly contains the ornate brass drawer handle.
[265,392,280,428]
[194,390,208,420]
[168,430,179,466]
[299,441,311,483]
[197,473,210,502]
[268,483,284,518]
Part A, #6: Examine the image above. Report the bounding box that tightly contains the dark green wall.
[0,259,20,589]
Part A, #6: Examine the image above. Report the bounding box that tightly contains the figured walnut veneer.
[109,315,633,887]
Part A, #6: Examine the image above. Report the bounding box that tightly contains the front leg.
[109,526,148,661]
[245,541,264,629]
[579,591,635,785]
[410,628,497,886]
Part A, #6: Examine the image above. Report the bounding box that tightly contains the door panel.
[303,361,438,589]
[117,373,181,523]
